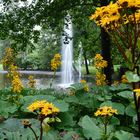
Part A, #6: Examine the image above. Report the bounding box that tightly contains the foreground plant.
[80,79,89,92]
[22,100,60,140]
[50,53,61,88]
[94,54,108,86]
[2,47,24,103]
[91,0,140,135]
[95,106,118,140]
[28,75,36,89]
[2,47,15,69]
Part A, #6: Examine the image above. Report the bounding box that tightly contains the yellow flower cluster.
[95,106,118,117]
[112,81,119,86]
[94,54,108,69]
[7,64,20,78]
[94,54,107,86]
[121,75,128,83]
[28,75,36,88]
[2,47,14,67]
[80,79,89,92]
[51,53,61,71]
[27,100,60,117]
[133,89,140,97]
[7,64,23,93]
[12,75,24,93]
[90,0,140,30]
[80,79,86,84]
[96,72,107,86]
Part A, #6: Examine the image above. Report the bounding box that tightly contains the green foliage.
[0,118,40,140]
[0,82,139,139]
[125,104,137,117]
[80,115,101,140]
[125,71,140,83]
[113,130,134,140]
[0,100,17,118]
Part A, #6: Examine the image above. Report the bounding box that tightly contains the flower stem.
[133,83,140,137]
[40,120,43,140]
[28,125,38,140]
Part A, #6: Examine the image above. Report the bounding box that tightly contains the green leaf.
[114,130,133,140]
[0,118,40,140]
[64,96,79,104]
[109,84,131,92]
[53,100,69,112]
[56,112,75,129]
[125,49,132,62]
[45,130,60,140]
[63,131,84,140]
[125,71,140,83]
[117,91,133,99]
[112,103,125,115]
[125,104,136,117]
[0,100,17,118]
[81,115,101,140]
[110,116,120,125]
[70,83,84,91]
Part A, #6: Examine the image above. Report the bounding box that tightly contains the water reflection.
[0,71,95,89]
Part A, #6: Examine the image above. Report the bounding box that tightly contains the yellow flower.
[27,100,60,117]
[27,100,47,112]
[90,0,140,30]
[94,106,118,117]
[84,85,89,92]
[2,47,14,67]
[80,79,86,84]
[21,119,31,126]
[80,79,89,92]
[121,75,128,83]
[54,53,61,60]
[94,54,108,69]
[90,2,120,29]
[28,75,36,88]
[94,54,103,60]
[133,89,140,97]
[95,72,107,86]
[51,53,61,71]
[12,75,24,93]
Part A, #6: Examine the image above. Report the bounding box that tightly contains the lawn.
[0,64,3,70]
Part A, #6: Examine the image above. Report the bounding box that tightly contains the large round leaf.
[81,115,101,140]
[0,100,17,118]
[125,104,136,117]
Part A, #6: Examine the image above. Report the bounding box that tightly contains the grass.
[81,65,121,76]
[82,65,96,76]
[0,64,3,70]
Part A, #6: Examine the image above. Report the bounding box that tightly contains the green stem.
[28,125,38,140]
[104,122,107,136]
[39,120,43,140]
[103,117,108,140]
[133,83,140,137]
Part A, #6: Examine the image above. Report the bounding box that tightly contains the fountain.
[61,14,73,87]
[78,43,83,82]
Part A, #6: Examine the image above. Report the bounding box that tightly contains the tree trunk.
[100,0,113,85]
[83,51,90,75]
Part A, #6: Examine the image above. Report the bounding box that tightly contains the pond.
[0,71,95,89]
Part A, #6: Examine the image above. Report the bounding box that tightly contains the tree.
[100,0,112,85]
[0,0,113,81]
